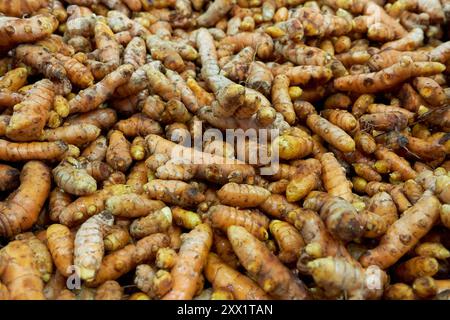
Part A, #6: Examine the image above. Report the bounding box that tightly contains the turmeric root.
[0,164,20,192]
[58,184,130,227]
[0,282,8,300]
[0,240,45,300]
[368,42,450,72]
[136,265,173,298]
[220,46,254,82]
[88,19,121,79]
[133,264,156,296]
[104,226,130,252]
[114,113,163,137]
[42,124,100,147]
[292,7,352,37]
[129,206,172,238]
[35,35,73,56]
[275,41,331,67]
[186,77,214,108]
[0,14,58,50]
[359,112,409,132]
[74,211,114,281]
[412,276,439,299]
[0,89,22,108]
[413,76,447,107]
[307,114,355,153]
[353,163,382,182]
[53,158,97,196]
[81,136,108,162]
[114,63,166,99]
[268,179,289,194]
[269,220,304,264]
[258,194,299,220]
[6,79,54,141]
[104,172,129,188]
[320,196,365,242]
[155,160,197,181]
[354,131,377,154]
[15,232,53,282]
[95,280,123,300]
[105,193,165,218]
[211,232,239,270]
[65,109,117,130]
[123,37,146,69]
[204,253,269,300]
[48,188,72,222]
[68,64,134,114]
[86,233,169,287]
[0,0,49,17]
[162,224,212,300]
[55,53,94,88]
[320,152,353,203]
[208,205,268,241]
[0,161,50,237]
[43,270,66,300]
[271,74,295,125]
[144,36,184,72]
[274,134,313,160]
[15,45,68,83]
[375,146,417,181]
[321,109,358,133]
[0,67,27,91]
[77,159,112,183]
[171,207,201,229]
[381,28,424,51]
[124,161,147,193]
[144,179,206,207]
[130,138,146,161]
[403,180,423,204]
[286,173,319,202]
[245,62,273,97]
[366,191,398,228]
[143,96,191,124]
[106,130,132,172]
[156,248,177,270]
[289,207,355,271]
[307,256,387,300]
[415,169,450,204]
[227,225,309,300]
[385,132,446,162]
[395,256,439,283]
[46,224,74,277]
[334,57,445,93]
[440,204,450,229]
[360,191,440,269]
[217,183,270,208]
[384,283,415,300]
[0,0,448,302]
[220,31,273,61]
[197,0,234,27]
[388,0,445,23]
